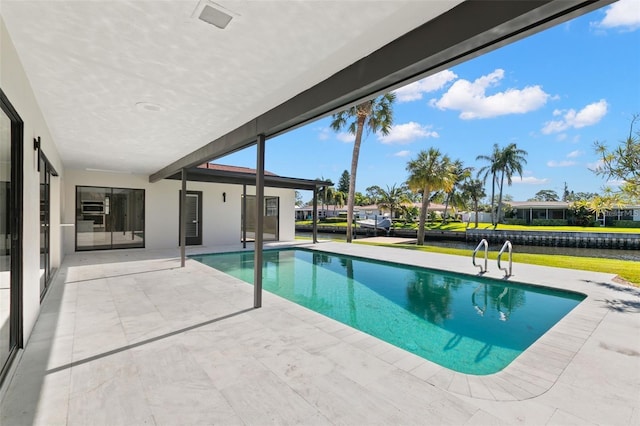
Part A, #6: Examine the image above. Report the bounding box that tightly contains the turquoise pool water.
[191,248,585,375]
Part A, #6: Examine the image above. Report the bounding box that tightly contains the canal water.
[296,232,640,262]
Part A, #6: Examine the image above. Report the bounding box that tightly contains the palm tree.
[495,143,527,224]
[442,159,472,223]
[406,148,455,245]
[476,144,501,226]
[460,178,486,228]
[369,184,410,220]
[332,190,346,212]
[476,143,527,226]
[316,177,333,218]
[330,93,395,242]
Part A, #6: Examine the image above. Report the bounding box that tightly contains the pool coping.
[189,240,622,402]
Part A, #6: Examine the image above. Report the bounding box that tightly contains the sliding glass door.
[242,195,279,242]
[76,186,145,251]
[39,156,51,297]
[1,89,23,382]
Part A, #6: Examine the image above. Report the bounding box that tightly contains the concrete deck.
[2,242,639,425]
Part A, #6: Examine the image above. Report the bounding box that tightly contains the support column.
[254,134,266,308]
[312,187,318,244]
[242,183,247,249]
[180,168,187,267]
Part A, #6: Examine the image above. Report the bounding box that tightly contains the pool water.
[191,248,584,375]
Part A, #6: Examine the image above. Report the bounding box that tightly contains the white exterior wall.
[1,18,64,344]
[63,170,295,253]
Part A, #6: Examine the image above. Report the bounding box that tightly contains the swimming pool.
[191,248,585,375]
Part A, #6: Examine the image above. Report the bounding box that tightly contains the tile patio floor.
[1,241,639,425]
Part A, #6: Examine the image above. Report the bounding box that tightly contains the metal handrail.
[472,239,488,273]
[497,240,513,277]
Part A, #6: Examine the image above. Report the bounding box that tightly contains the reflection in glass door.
[76,186,145,251]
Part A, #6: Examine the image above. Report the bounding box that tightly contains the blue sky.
[221,0,640,202]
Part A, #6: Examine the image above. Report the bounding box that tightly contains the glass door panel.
[178,191,202,246]
[111,188,145,249]
[40,156,51,296]
[0,109,11,372]
[242,195,279,242]
[264,196,279,240]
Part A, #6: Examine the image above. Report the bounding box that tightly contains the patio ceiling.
[1,1,611,180]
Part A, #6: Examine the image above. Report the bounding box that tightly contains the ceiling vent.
[194,1,234,29]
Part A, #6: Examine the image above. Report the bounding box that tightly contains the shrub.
[503,219,527,226]
[613,220,640,228]
[531,219,569,226]
[323,217,347,224]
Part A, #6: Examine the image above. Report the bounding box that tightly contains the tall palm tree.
[330,93,395,242]
[476,144,501,226]
[460,178,486,228]
[406,148,455,245]
[495,143,527,224]
[442,159,472,223]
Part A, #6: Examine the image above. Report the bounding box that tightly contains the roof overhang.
[167,166,332,191]
[150,0,612,183]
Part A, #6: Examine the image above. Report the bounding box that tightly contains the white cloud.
[393,150,411,157]
[378,122,439,144]
[567,150,584,158]
[587,159,604,170]
[336,132,354,143]
[541,99,608,134]
[547,160,576,167]
[394,70,457,102]
[593,0,640,31]
[513,176,550,185]
[316,127,331,140]
[429,69,550,119]
[606,179,625,187]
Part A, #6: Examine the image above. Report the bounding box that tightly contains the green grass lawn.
[352,240,640,286]
[296,220,640,233]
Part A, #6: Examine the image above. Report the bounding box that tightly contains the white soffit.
[0,0,462,174]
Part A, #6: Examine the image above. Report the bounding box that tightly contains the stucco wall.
[1,17,64,344]
[63,170,295,253]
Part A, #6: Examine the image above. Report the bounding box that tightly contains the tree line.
[304,92,638,244]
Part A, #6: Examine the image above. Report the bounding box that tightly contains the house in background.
[296,202,454,221]
[0,0,611,395]
[510,201,640,225]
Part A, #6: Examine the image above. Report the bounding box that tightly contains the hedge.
[531,219,569,226]
[613,220,640,228]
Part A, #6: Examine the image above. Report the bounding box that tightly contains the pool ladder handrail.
[497,240,513,277]
[472,239,488,273]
